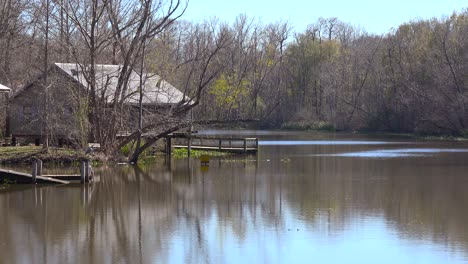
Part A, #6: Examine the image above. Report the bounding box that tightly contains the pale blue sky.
[182,0,467,34]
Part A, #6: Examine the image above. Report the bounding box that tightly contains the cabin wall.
[8,64,189,144]
[9,72,84,143]
[9,83,44,138]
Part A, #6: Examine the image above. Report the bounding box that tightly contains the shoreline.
[0,146,93,165]
[0,145,232,165]
[1,130,466,164]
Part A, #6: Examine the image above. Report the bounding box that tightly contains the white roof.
[0,83,10,93]
[55,63,186,105]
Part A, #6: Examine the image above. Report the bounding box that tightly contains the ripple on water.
[259,140,414,146]
[322,148,468,158]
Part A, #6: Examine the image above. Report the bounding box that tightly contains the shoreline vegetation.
[0,146,91,164]
[0,145,231,164]
[1,6,468,163]
[0,129,466,164]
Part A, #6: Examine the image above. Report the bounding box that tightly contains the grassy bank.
[0,146,90,164]
[0,145,232,164]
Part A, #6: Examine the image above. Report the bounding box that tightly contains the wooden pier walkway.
[0,169,69,184]
[166,133,259,155]
[0,160,93,185]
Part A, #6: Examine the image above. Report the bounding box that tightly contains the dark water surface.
[1,131,468,264]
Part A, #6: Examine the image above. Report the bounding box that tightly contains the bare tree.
[125,20,232,162]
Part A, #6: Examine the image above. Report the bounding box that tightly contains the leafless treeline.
[0,0,232,161]
[193,12,468,136]
[0,1,467,157]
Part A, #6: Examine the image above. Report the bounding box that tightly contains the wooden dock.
[0,159,93,185]
[0,169,69,184]
[166,133,259,156]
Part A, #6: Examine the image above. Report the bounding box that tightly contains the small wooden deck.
[166,133,259,156]
[173,145,258,153]
[0,169,69,184]
[0,160,93,185]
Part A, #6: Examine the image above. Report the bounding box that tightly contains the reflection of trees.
[0,160,286,263]
[1,150,468,262]
[280,150,468,251]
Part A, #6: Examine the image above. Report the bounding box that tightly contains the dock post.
[218,139,222,150]
[37,159,43,176]
[243,139,247,153]
[166,137,172,157]
[31,159,37,183]
[85,160,90,183]
[187,137,192,158]
[80,161,86,184]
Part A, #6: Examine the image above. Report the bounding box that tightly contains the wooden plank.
[173,143,257,148]
[35,176,69,184]
[37,160,43,176]
[42,174,80,177]
[173,145,257,149]
[168,134,258,142]
[31,160,37,183]
[173,145,257,152]
[167,134,258,154]
[0,169,69,184]
[43,175,82,182]
[187,138,192,158]
[80,161,86,183]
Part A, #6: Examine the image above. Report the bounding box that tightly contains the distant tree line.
[191,12,468,136]
[0,0,467,143]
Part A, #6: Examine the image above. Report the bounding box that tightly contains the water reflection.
[1,135,468,263]
[322,148,468,158]
[259,140,414,146]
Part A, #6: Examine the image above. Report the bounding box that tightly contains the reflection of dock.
[0,160,93,185]
[167,133,259,155]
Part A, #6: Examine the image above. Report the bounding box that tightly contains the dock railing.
[31,159,92,184]
[166,133,259,156]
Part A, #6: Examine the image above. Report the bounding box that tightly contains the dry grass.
[0,146,87,164]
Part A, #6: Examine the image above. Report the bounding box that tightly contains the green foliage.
[120,144,130,156]
[120,140,152,158]
[1,178,16,186]
[210,73,250,108]
[460,129,468,138]
[172,148,230,159]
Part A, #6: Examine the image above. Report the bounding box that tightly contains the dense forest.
[0,0,467,150]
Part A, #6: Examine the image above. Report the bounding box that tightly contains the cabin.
[8,63,189,145]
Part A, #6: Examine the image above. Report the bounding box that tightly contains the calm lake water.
[1,131,468,264]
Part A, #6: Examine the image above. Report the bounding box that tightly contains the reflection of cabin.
[8,63,188,145]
